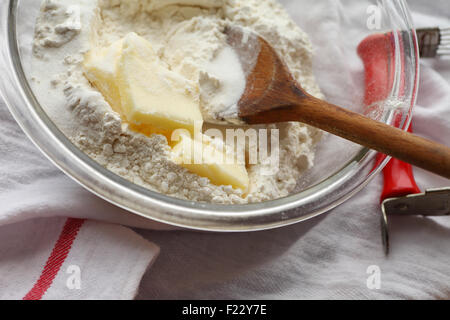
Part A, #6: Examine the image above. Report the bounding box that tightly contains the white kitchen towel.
[0,218,159,300]
[0,0,449,300]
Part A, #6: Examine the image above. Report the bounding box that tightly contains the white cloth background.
[0,0,449,300]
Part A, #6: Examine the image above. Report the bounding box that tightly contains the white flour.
[31,0,324,204]
[33,1,82,50]
[200,45,246,123]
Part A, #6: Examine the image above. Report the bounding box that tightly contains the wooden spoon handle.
[301,98,450,178]
[255,95,450,179]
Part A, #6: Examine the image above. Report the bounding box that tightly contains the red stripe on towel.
[23,218,85,300]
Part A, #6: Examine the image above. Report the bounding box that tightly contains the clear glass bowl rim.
[0,0,419,231]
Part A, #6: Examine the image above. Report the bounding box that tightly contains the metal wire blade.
[417,27,450,58]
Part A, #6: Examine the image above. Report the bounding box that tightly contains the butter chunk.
[83,39,124,114]
[171,133,249,191]
[117,33,203,134]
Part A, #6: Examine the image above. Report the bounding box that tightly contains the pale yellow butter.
[84,33,203,135]
[171,133,249,191]
[83,33,248,191]
[117,33,203,135]
[83,39,124,114]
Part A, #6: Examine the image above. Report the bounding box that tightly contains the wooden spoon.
[217,26,450,179]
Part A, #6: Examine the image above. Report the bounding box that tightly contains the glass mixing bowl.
[0,0,419,231]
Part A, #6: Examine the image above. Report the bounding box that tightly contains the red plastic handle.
[357,33,395,107]
[380,126,421,200]
[358,33,421,201]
